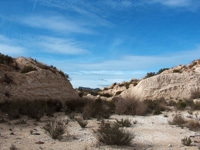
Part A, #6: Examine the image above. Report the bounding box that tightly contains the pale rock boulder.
[0,56,78,102]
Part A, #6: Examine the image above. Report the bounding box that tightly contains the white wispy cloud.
[150,0,200,8]
[20,15,94,34]
[38,36,88,55]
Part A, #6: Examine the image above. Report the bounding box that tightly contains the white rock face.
[0,56,78,102]
[121,60,200,100]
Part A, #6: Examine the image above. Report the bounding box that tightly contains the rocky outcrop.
[121,60,200,100]
[101,79,140,96]
[0,54,78,102]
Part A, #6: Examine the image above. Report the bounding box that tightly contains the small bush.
[144,98,166,115]
[96,120,133,145]
[144,72,156,79]
[169,114,185,127]
[156,68,169,74]
[191,90,200,99]
[181,137,192,146]
[185,120,200,131]
[75,117,88,128]
[0,54,13,65]
[100,93,113,97]
[115,91,122,95]
[176,100,187,110]
[173,69,182,73]
[43,119,67,140]
[115,97,148,116]
[114,119,132,127]
[21,65,37,73]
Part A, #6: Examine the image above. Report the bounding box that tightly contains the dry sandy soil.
[0,111,200,150]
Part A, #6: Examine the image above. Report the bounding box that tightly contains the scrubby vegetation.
[0,99,62,120]
[115,97,148,116]
[144,68,169,79]
[0,54,13,65]
[95,120,133,145]
[181,137,192,146]
[43,118,67,140]
[114,119,132,127]
[169,113,200,131]
[21,65,37,73]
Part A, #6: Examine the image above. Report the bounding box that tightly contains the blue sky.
[0,0,200,88]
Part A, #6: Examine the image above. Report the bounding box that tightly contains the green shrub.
[100,93,113,97]
[156,68,169,74]
[176,100,187,110]
[0,54,13,65]
[43,119,67,140]
[173,69,182,73]
[96,120,133,145]
[115,97,148,116]
[115,91,122,95]
[21,65,37,73]
[144,72,156,79]
[181,137,192,146]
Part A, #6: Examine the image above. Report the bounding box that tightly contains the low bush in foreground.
[96,120,133,145]
[181,137,192,146]
[43,119,67,140]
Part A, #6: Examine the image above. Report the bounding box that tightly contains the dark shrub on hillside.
[0,54,13,65]
[96,120,133,145]
[21,65,37,73]
[100,93,113,97]
[157,68,169,74]
[115,97,148,116]
[144,72,156,79]
[173,69,182,73]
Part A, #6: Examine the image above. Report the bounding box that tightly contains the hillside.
[0,53,78,102]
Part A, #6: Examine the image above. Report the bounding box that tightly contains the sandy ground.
[0,111,199,150]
